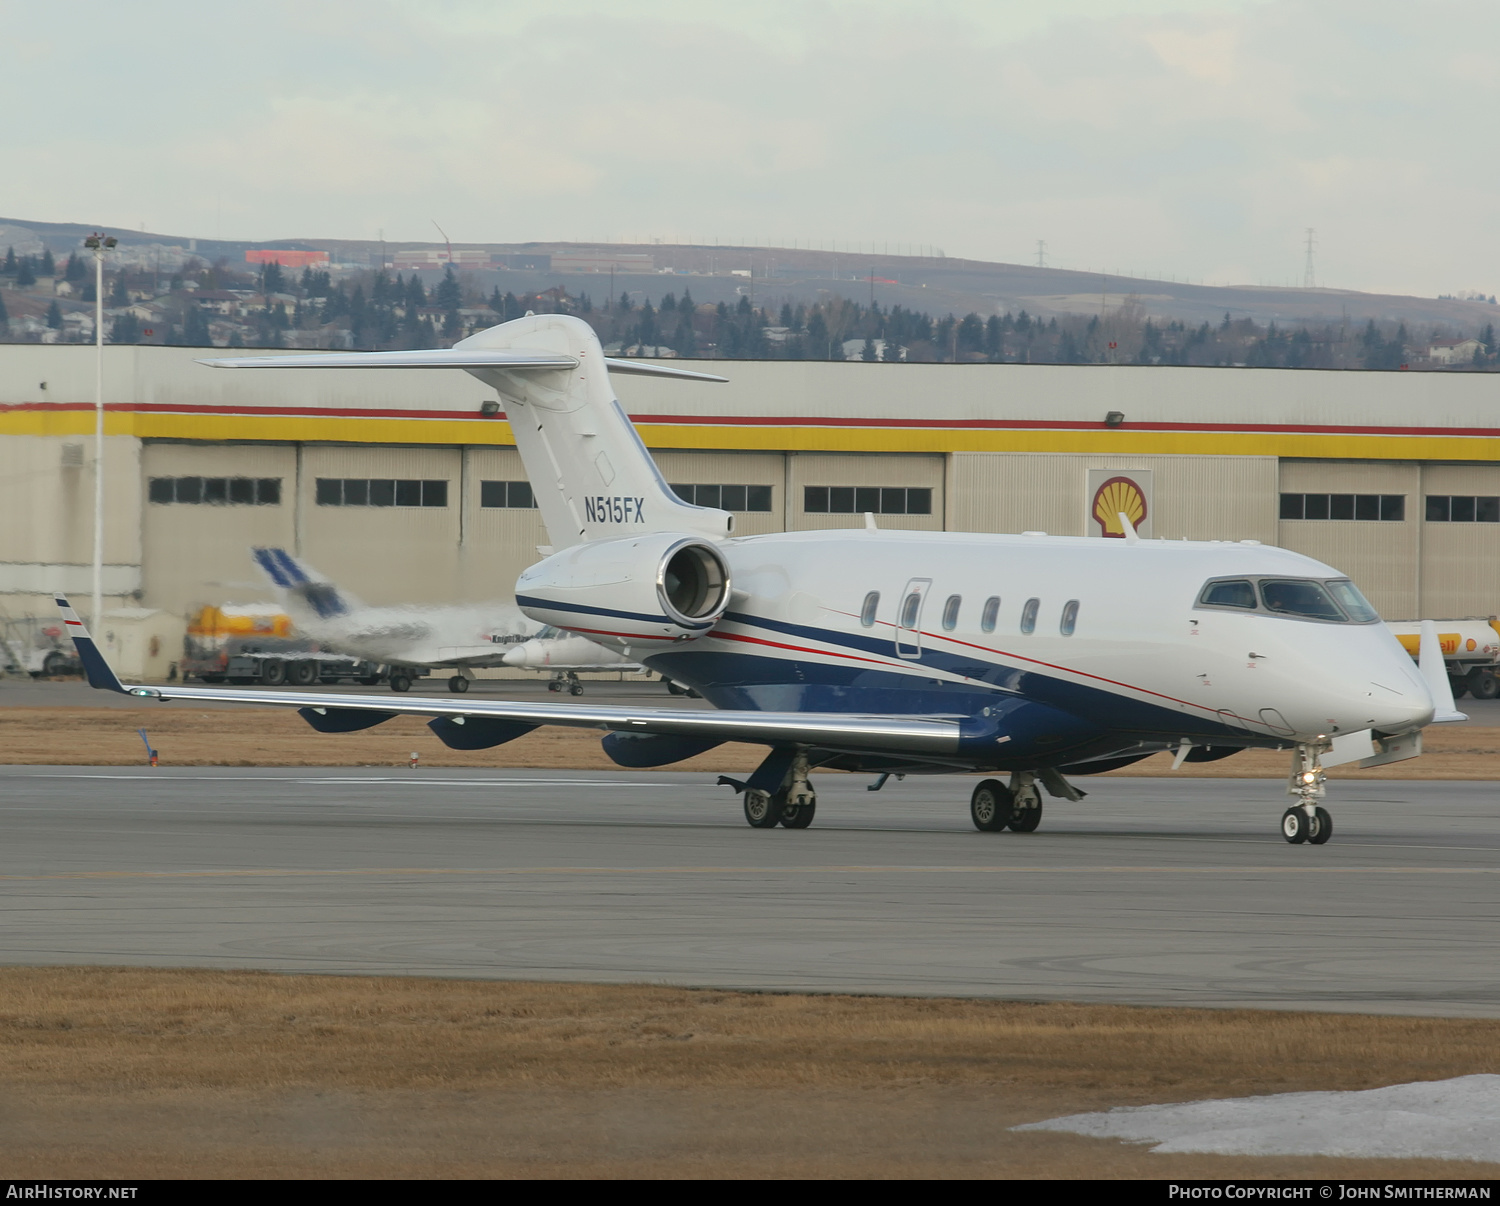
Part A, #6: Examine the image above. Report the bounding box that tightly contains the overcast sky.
[3,0,1495,297]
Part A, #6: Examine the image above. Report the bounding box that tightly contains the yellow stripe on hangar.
[6,407,1500,461]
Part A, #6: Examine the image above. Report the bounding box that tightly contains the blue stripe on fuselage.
[653,609,1252,745]
[515,593,713,631]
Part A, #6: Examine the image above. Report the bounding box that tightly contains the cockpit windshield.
[1259,579,1345,621]
[1196,576,1380,623]
[1325,579,1380,623]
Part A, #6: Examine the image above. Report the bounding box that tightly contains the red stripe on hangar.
[628,413,1500,439]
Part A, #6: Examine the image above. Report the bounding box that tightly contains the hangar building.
[2,345,1498,668]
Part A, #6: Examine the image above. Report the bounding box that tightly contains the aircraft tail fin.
[55,597,128,693]
[251,548,351,619]
[204,316,734,550]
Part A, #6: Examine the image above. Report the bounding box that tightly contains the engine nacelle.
[515,533,731,643]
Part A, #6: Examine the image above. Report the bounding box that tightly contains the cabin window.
[941,595,961,631]
[1060,600,1079,636]
[860,591,880,627]
[1198,579,1257,609]
[980,596,999,634]
[900,591,922,629]
[1020,597,1039,634]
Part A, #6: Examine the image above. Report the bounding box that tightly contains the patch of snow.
[1014,1074,1500,1162]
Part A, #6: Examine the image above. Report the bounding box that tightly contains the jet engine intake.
[516,532,730,642]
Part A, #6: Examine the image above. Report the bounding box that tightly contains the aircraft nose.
[501,645,529,667]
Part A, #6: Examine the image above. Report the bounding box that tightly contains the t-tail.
[252,547,350,619]
[202,316,733,551]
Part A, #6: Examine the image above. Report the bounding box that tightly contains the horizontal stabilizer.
[298,707,398,734]
[199,349,579,371]
[199,348,728,382]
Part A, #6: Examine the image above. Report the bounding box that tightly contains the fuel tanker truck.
[180,603,382,686]
[1386,619,1500,699]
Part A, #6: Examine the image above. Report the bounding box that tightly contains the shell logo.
[1092,475,1148,538]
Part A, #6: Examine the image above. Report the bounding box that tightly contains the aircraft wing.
[58,598,958,757]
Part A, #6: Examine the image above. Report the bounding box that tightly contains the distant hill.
[1,215,1495,332]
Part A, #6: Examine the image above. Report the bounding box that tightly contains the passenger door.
[895,578,932,659]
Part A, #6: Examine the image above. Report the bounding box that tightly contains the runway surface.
[2,766,1498,1016]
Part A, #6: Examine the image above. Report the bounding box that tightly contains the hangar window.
[1060,600,1079,636]
[1280,493,1404,521]
[316,478,448,507]
[148,476,281,505]
[480,480,536,508]
[980,596,1000,633]
[670,484,773,512]
[803,486,932,515]
[860,591,880,627]
[1020,597,1039,635]
[1426,495,1500,523]
[941,595,961,631]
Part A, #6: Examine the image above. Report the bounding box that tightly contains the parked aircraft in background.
[251,547,639,694]
[59,315,1461,844]
[501,626,649,694]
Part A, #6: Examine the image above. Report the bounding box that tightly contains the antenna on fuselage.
[1117,512,1141,545]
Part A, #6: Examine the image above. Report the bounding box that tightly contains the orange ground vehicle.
[181,604,382,687]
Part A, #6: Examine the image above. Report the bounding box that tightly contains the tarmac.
[3,765,1498,1016]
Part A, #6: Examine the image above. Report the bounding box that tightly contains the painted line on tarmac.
[5,864,1500,882]
[33,774,678,788]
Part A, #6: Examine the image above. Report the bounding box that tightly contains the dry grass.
[1,706,1497,778]
[0,706,764,771]
[3,967,1500,1178]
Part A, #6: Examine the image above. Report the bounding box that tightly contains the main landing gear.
[970,773,1045,833]
[722,750,817,830]
[1283,743,1333,845]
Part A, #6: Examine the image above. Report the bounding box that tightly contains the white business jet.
[250,546,639,694]
[59,314,1459,844]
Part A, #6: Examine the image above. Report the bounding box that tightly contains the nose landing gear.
[1284,743,1334,845]
[547,671,586,696]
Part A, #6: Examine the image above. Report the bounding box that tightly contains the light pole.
[84,232,116,627]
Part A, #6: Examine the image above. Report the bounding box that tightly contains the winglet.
[1419,619,1468,723]
[55,597,128,694]
[1117,512,1141,545]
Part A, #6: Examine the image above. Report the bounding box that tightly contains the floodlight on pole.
[84,232,117,627]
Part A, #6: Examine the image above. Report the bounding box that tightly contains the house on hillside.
[1427,337,1486,365]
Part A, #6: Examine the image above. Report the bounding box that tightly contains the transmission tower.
[1303,228,1317,289]
[1036,239,1047,269]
